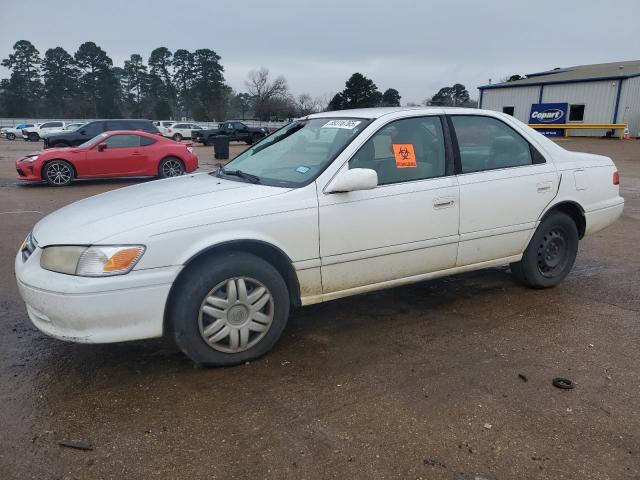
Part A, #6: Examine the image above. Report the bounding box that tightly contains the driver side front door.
[318,115,460,294]
[89,134,148,176]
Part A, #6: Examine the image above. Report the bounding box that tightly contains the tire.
[158,157,185,178]
[29,132,39,142]
[205,135,215,146]
[510,211,579,288]
[169,252,290,366]
[43,160,74,186]
[245,135,255,145]
[6,132,15,141]
[172,133,183,142]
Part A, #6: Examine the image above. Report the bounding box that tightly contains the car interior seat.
[488,135,529,169]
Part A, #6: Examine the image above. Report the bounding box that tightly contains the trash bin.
[212,135,230,160]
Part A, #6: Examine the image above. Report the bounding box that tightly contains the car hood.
[33,173,290,246]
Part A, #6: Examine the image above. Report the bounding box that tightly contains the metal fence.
[0,118,288,129]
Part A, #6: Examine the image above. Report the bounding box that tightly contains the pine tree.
[1,40,42,116]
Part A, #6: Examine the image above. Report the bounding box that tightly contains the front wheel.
[6,132,15,140]
[510,211,579,288]
[172,133,183,142]
[29,132,39,142]
[43,160,74,186]
[169,252,290,366]
[158,157,185,178]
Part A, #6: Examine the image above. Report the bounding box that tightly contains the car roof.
[307,106,481,120]
[104,130,167,139]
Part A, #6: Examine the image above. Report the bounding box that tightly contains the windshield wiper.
[215,166,261,184]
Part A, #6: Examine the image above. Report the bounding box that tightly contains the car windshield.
[79,132,108,148]
[221,117,370,187]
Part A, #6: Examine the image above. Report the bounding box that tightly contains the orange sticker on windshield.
[393,144,417,168]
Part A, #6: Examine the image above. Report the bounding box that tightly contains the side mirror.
[97,143,107,152]
[326,168,378,193]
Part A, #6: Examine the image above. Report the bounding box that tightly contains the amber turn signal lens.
[103,247,144,272]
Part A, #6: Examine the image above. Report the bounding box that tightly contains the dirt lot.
[0,136,638,480]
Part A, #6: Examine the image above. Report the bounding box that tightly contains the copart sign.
[529,103,568,124]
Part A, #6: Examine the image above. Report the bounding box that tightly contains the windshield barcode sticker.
[322,120,361,130]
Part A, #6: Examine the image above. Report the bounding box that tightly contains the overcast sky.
[2,0,640,104]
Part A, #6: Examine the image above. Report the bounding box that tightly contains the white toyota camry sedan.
[15,107,624,366]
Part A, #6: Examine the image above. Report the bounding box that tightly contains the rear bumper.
[585,198,624,235]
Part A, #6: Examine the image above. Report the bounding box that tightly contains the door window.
[104,134,141,148]
[451,115,532,173]
[82,122,102,137]
[140,136,157,146]
[349,116,446,185]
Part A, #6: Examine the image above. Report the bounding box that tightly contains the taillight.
[613,171,620,185]
[186,146,194,154]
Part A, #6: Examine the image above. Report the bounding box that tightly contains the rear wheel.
[6,132,15,140]
[510,211,578,288]
[158,157,185,178]
[29,132,39,142]
[169,252,290,366]
[172,133,183,142]
[43,160,74,186]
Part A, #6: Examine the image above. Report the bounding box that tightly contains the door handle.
[131,151,141,156]
[537,181,552,193]
[433,197,455,209]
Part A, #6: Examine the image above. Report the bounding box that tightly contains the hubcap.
[162,159,183,177]
[198,277,274,353]
[46,162,71,185]
[537,229,568,277]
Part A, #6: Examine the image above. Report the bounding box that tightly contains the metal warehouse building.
[478,60,640,137]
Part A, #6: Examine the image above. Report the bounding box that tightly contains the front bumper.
[15,247,181,343]
[15,161,41,181]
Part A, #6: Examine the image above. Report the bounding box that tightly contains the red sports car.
[16,130,199,186]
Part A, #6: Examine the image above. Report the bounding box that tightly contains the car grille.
[21,233,37,262]
[16,167,25,177]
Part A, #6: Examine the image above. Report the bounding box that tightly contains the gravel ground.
[0,136,638,480]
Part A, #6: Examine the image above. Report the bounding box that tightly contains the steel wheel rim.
[537,228,568,278]
[198,277,274,353]
[47,162,72,185]
[162,159,183,177]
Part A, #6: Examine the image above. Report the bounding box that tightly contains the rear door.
[449,113,558,266]
[89,134,148,176]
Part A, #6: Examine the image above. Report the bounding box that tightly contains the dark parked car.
[43,119,160,148]
[192,121,269,146]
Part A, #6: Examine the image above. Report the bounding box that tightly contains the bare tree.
[314,92,334,112]
[295,93,318,116]
[246,67,289,120]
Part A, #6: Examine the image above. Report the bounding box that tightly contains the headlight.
[41,245,145,276]
[23,155,38,163]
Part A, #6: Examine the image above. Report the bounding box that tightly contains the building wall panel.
[480,86,540,123]
[541,80,619,136]
[619,76,640,137]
